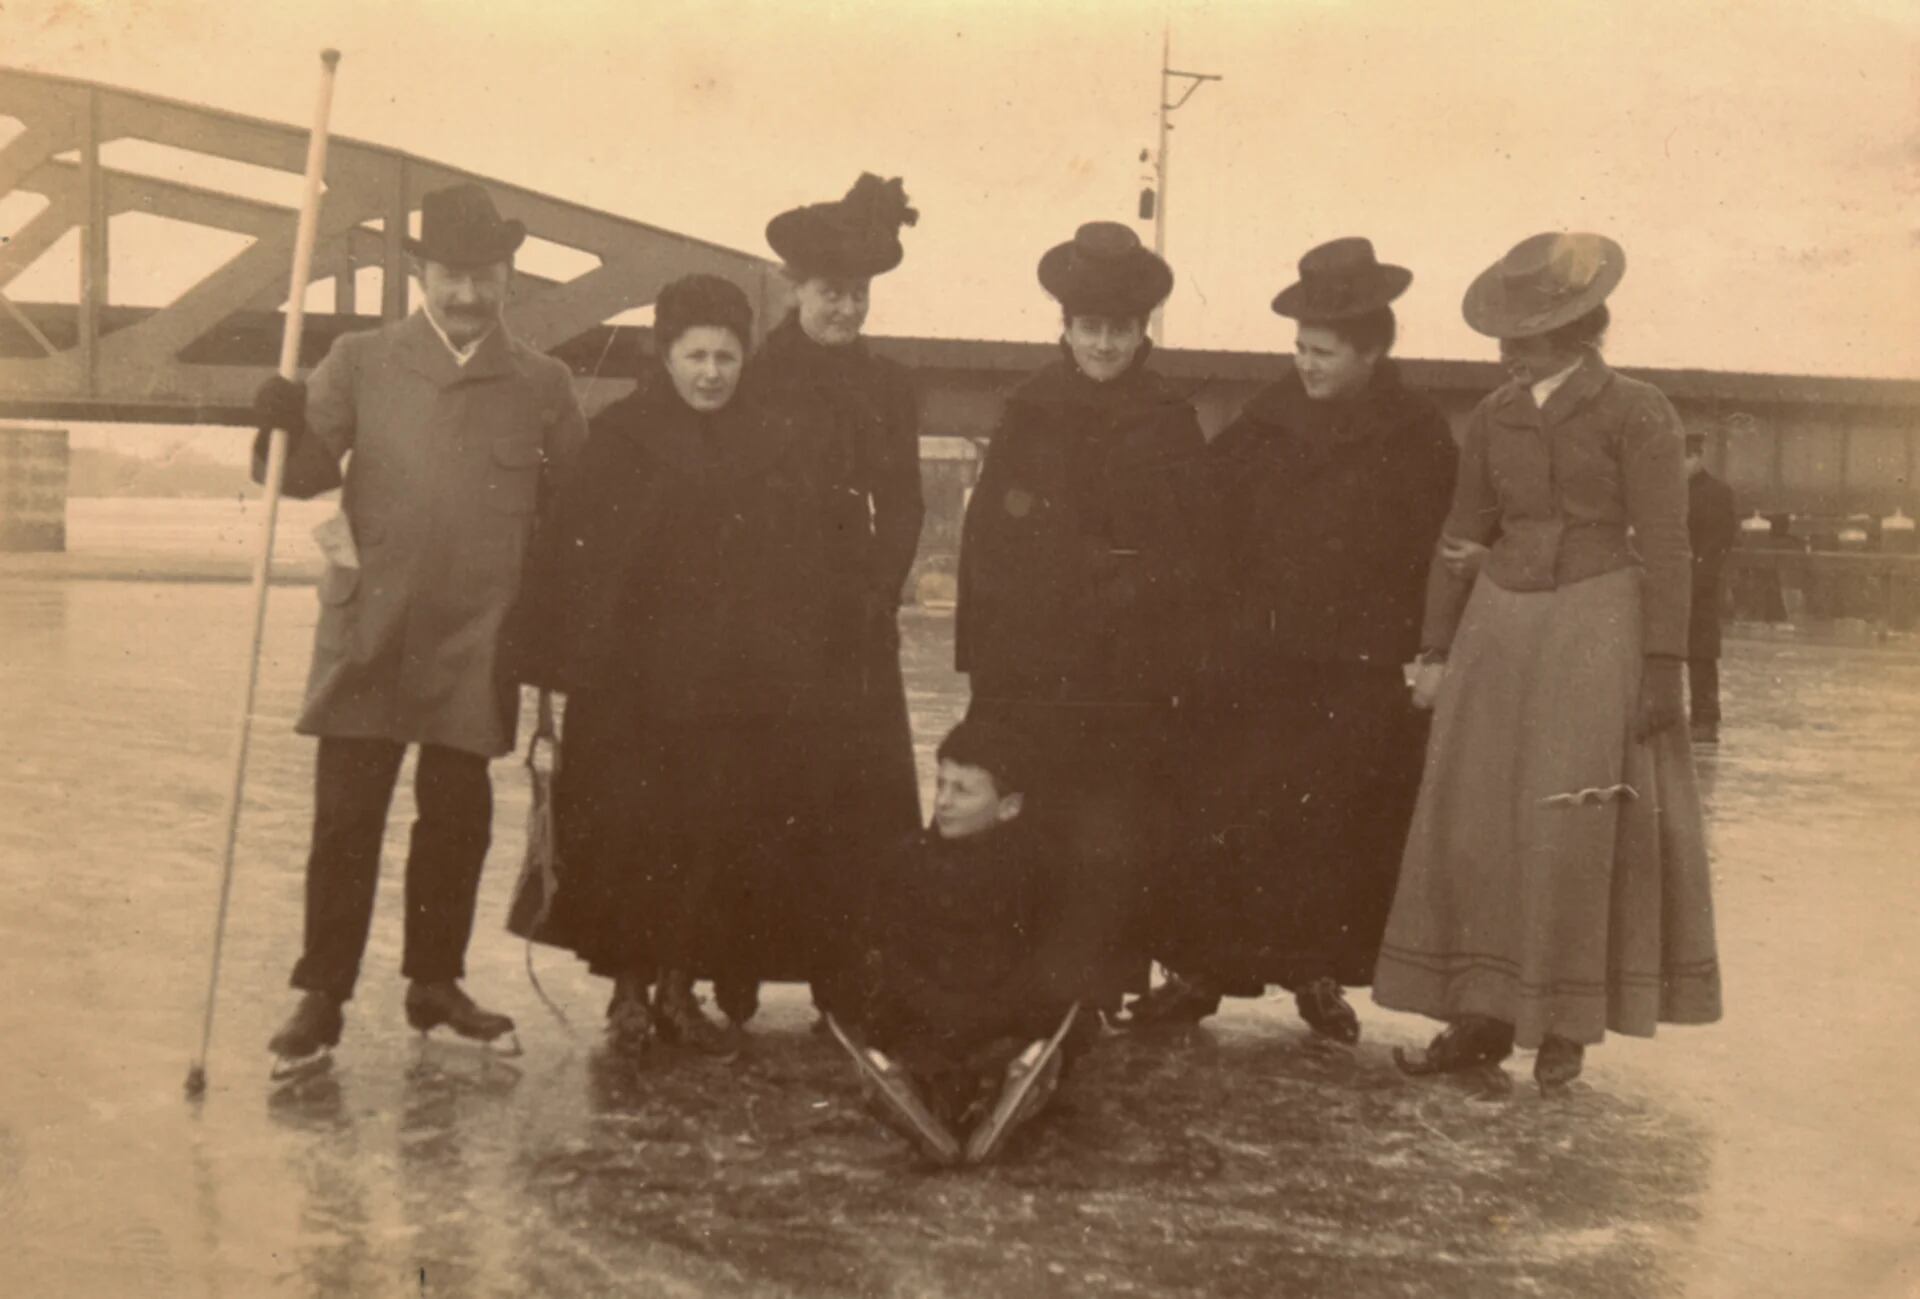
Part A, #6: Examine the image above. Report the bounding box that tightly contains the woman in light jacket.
[1372,232,1722,1092]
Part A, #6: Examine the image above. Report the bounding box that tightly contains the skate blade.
[415,1027,524,1058]
[269,1049,334,1086]
[825,1016,960,1165]
[964,1005,1078,1165]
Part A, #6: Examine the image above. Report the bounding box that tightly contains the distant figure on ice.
[1374,232,1722,1093]
[832,719,1081,1165]
[1684,432,1738,743]
[523,274,833,1057]
[251,183,586,1074]
[743,173,928,1029]
[1126,238,1455,1043]
[955,221,1219,1024]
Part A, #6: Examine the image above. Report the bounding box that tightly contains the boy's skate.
[825,1014,961,1165]
[964,1003,1079,1164]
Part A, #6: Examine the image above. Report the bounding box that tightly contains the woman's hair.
[1320,307,1397,357]
[936,717,1037,797]
[1541,303,1610,353]
[1061,307,1149,333]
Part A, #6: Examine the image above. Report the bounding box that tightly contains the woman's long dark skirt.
[1169,661,1427,991]
[546,697,819,988]
[968,696,1186,1012]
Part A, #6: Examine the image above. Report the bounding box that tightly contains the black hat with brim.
[1271,237,1411,321]
[402,182,527,266]
[1037,222,1173,319]
[766,173,918,278]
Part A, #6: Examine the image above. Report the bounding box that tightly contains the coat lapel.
[395,311,465,390]
[1538,353,1612,426]
[395,311,517,390]
[458,325,517,384]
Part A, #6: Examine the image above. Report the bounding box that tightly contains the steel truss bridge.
[0,65,784,423]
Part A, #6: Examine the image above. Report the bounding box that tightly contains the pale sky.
[8,0,1919,381]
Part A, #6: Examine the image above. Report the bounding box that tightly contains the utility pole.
[1145,24,1220,343]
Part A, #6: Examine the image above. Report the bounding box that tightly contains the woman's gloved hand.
[1410,652,1447,710]
[1438,535,1489,581]
[1634,655,1687,741]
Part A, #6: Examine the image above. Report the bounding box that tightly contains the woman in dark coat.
[741,173,927,1022]
[1126,239,1456,1043]
[955,221,1218,1018]
[527,274,832,1054]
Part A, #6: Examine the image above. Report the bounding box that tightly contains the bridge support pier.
[0,426,69,552]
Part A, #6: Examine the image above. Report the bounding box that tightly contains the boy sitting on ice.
[828,719,1081,1165]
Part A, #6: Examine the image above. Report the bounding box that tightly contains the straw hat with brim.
[1037,222,1174,319]
[1462,232,1625,339]
[402,182,527,266]
[766,173,919,278]
[1271,237,1411,321]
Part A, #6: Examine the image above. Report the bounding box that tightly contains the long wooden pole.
[186,49,341,1100]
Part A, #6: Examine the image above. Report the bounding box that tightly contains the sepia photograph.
[1,1,1915,1295]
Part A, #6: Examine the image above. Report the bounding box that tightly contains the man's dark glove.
[253,375,308,436]
[251,375,308,478]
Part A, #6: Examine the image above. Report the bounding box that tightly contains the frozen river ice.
[0,575,1915,1297]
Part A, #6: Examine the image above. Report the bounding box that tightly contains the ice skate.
[1533,1035,1585,1095]
[824,1014,961,1165]
[963,1004,1079,1165]
[1393,1015,1514,1076]
[652,973,742,1057]
[1121,973,1219,1028]
[404,980,522,1057]
[1294,976,1361,1045]
[268,990,343,1084]
[605,974,653,1055]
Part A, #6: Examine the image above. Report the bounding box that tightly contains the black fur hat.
[653,273,753,353]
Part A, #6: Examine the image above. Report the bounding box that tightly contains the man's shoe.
[269,990,343,1065]
[1294,976,1361,1045]
[1393,1015,1515,1076]
[405,980,517,1045]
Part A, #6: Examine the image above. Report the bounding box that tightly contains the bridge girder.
[0,65,784,422]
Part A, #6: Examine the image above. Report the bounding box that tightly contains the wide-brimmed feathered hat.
[1037,222,1173,319]
[1271,237,1411,321]
[403,182,527,266]
[766,173,918,278]
[1462,232,1626,339]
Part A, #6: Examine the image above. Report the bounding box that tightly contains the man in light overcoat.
[251,182,586,1066]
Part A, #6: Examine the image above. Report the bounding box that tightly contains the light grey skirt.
[1373,567,1722,1047]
